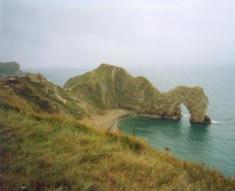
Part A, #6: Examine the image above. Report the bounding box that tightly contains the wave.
[182,114,220,124]
[212,120,220,124]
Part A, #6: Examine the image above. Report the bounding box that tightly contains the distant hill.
[0,62,23,76]
[64,63,211,123]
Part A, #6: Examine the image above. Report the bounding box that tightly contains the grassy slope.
[63,64,210,123]
[64,64,160,113]
[0,109,234,191]
[0,74,86,118]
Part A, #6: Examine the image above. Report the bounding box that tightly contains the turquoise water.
[119,65,235,177]
[119,116,234,176]
[28,64,235,176]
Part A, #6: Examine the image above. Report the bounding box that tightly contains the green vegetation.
[0,74,86,118]
[0,62,22,76]
[0,109,235,191]
[64,63,211,123]
[0,64,234,190]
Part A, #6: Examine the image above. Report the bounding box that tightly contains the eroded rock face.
[0,74,87,118]
[158,86,211,124]
[64,64,211,124]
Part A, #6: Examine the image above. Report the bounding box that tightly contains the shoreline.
[80,110,183,132]
[79,109,134,132]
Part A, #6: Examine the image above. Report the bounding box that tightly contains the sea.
[25,64,235,177]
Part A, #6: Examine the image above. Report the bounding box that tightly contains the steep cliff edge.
[0,73,87,119]
[64,64,211,124]
[0,61,23,76]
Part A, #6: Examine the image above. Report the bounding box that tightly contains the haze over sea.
[26,64,235,176]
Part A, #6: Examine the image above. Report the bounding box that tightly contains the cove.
[118,115,235,177]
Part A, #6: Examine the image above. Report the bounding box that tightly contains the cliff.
[0,61,22,76]
[0,73,87,119]
[64,64,211,124]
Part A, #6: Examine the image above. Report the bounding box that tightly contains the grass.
[63,63,210,123]
[0,75,85,119]
[0,109,235,191]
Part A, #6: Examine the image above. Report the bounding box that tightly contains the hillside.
[0,73,87,119]
[64,64,211,124]
[0,62,22,76]
[0,108,235,191]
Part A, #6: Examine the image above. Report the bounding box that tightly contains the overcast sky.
[0,0,235,69]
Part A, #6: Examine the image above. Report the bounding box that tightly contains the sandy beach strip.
[80,109,133,132]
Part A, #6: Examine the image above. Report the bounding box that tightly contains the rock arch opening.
[181,103,190,119]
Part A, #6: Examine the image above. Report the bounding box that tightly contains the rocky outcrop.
[159,86,211,123]
[0,62,23,76]
[64,64,211,124]
[0,73,87,118]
